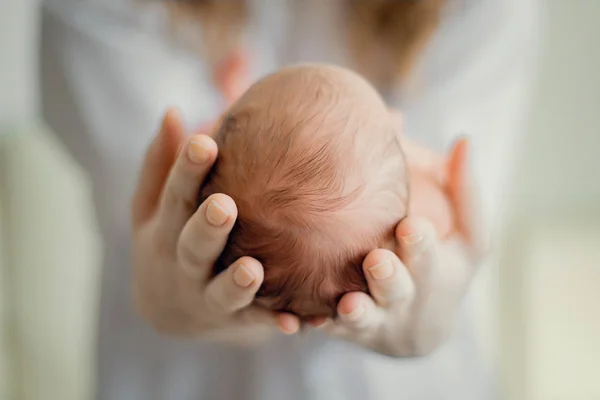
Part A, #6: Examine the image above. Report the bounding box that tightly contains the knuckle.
[134,295,198,338]
[150,228,175,259]
[410,252,440,285]
[163,179,197,209]
[132,289,176,334]
[346,318,372,332]
[131,275,200,337]
[206,275,253,315]
[163,160,209,208]
[178,226,224,266]
[387,290,413,307]
[402,339,443,358]
[338,306,377,333]
[188,210,230,241]
[322,322,349,338]
[204,289,229,315]
[177,238,207,270]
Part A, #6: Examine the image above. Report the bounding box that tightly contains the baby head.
[199,64,409,319]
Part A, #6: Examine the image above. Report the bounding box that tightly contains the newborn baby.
[200,64,410,319]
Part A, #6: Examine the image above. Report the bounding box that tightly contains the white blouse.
[40,0,539,399]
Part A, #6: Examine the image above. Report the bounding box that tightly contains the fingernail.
[280,325,297,335]
[206,200,231,226]
[233,264,255,288]
[400,233,423,246]
[369,259,394,280]
[341,306,364,322]
[187,139,212,164]
[279,322,298,335]
[277,315,300,335]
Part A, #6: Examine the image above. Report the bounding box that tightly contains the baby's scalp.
[200,64,409,318]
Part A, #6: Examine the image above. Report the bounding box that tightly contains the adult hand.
[316,133,487,357]
[131,109,298,344]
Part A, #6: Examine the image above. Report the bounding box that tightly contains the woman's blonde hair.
[164,0,446,90]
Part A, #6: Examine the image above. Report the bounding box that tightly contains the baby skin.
[200,64,453,320]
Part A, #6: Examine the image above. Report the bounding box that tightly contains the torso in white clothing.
[40,1,538,399]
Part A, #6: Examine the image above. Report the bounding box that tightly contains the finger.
[275,313,301,335]
[177,193,237,280]
[399,136,447,184]
[204,256,264,315]
[214,49,250,106]
[307,316,328,328]
[132,108,185,227]
[447,137,488,261]
[363,249,416,308]
[336,291,383,330]
[395,217,440,290]
[236,305,279,328]
[398,216,476,296]
[157,133,218,235]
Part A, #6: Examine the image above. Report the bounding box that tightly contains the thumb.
[446,137,487,260]
[395,217,439,289]
[131,108,186,228]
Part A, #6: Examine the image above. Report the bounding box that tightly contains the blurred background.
[1,1,599,400]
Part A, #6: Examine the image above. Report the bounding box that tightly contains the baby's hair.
[199,65,409,319]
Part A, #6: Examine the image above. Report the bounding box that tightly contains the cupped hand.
[315,134,487,357]
[131,109,299,343]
